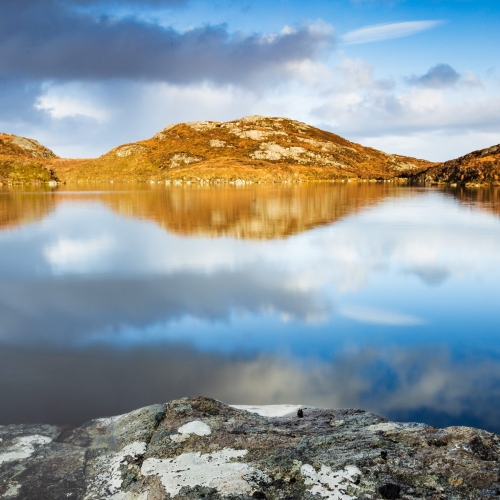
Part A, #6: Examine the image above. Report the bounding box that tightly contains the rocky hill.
[0,133,58,185]
[417,144,500,186]
[4,119,500,186]
[51,116,432,184]
[1,397,499,499]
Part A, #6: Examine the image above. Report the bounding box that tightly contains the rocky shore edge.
[1,397,499,499]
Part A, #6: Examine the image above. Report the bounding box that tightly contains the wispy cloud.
[342,20,445,45]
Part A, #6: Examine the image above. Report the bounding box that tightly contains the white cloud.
[313,56,500,160]
[10,52,500,163]
[35,92,110,122]
[342,20,445,45]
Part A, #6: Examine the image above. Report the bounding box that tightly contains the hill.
[0,133,58,185]
[12,118,500,186]
[417,144,500,186]
[51,116,432,183]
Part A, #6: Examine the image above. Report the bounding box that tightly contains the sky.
[0,0,499,160]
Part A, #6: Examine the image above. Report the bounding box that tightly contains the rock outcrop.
[1,397,499,499]
[416,144,500,186]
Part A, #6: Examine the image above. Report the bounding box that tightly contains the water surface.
[1,183,500,431]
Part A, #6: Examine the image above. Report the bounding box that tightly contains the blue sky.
[1,0,499,160]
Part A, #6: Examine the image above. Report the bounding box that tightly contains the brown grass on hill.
[0,133,58,185]
[47,116,432,184]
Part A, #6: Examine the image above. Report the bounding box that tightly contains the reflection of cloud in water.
[44,236,115,273]
[0,272,329,345]
[404,266,451,286]
[338,305,425,325]
[1,345,500,433]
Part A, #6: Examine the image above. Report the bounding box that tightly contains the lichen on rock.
[1,397,500,499]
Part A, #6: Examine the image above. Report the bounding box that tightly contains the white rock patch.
[1,482,21,498]
[10,136,55,158]
[301,464,361,500]
[115,145,146,158]
[154,123,178,139]
[186,121,218,132]
[178,421,211,436]
[0,435,52,466]
[239,130,270,141]
[239,115,266,124]
[94,414,125,427]
[250,143,305,161]
[141,448,254,497]
[170,153,202,168]
[83,441,147,500]
[171,420,211,443]
[209,139,227,148]
[366,422,402,433]
[250,142,348,167]
[12,137,40,152]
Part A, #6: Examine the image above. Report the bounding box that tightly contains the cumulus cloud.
[342,20,444,45]
[407,63,461,89]
[312,55,500,159]
[0,1,334,85]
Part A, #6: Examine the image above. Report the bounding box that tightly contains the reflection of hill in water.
[4,184,499,239]
[0,189,56,230]
[449,186,500,219]
[97,183,396,239]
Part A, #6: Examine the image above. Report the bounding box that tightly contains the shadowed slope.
[417,144,500,186]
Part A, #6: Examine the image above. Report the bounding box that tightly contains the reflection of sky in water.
[1,188,500,430]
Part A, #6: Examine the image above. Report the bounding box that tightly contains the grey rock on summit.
[1,397,499,499]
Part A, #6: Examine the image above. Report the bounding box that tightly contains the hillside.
[0,133,58,184]
[51,116,432,183]
[3,120,500,186]
[417,144,500,186]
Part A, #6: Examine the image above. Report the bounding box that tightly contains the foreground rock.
[1,398,499,499]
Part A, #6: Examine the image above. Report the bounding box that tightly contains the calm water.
[1,183,500,431]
